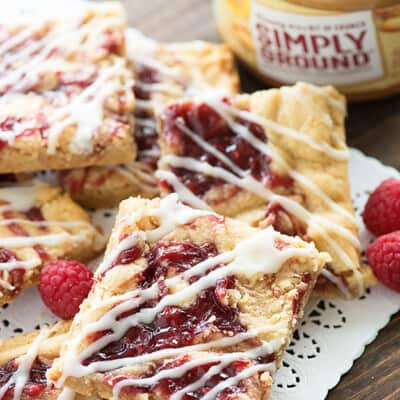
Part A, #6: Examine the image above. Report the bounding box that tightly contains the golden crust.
[0,182,105,306]
[157,82,375,298]
[153,41,240,99]
[49,196,327,399]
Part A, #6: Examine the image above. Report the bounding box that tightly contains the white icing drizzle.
[0,23,45,56]
[57,387,76,400]
[202,363,273,400]
[133,55,189,88]
[55,195,319,398]
[79,324,286,375]
[0,258,40,272]
[158,95,364,296]
[135,99,153,111]
[125,28,157,56]
[117,194,213,244]
[0,278,16,294]
[0,327,49,400]
[157,170,213,211]
[0,186,37,213]
[134,118,157,129]
[96,233,145,276]
[112,162,159,193]
[0,232,89,248]
[320,268,352,300]
[0,218,93,229]
[134,81,183,96]
[140,149,160,158]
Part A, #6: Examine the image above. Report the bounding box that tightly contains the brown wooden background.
[122,0,400,398]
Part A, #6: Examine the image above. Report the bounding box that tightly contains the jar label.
[250,3,384,85]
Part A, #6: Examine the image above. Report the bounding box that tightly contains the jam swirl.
[84,241,245,366]
[161,101,292,198]
[89,239,271,398]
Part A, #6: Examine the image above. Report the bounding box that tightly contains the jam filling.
[292,272,313,316]
[59,169,90,194]
[133,64,161,163]
[141,241,218,288]
[84,241,246,366]
[57,69,98,94]
[0,358,49,400]
[162,101,292,197]
[99,30,124,56]
[115,246,143,267]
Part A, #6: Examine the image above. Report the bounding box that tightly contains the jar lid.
[286,0,400,11]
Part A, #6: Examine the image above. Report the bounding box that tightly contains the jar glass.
[214,0,400,100]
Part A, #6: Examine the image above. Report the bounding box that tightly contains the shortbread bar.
[0,322,95,400]
[0,182,104,306]
[157,83,376,298]
[48,195,327,399]
[59,29,240,209]
[0,1,136,174]
[0,322,70,400]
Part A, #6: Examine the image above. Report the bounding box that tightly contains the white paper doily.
[0,148,399,400]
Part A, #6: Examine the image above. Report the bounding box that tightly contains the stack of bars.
[0,1,377,400]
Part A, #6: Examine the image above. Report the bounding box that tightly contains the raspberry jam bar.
[0,322,93,400]
[48,195,327,399]
[0,182,104,306]
[59,29,240,209]
[157,83,376,298]
[0,1,136,174]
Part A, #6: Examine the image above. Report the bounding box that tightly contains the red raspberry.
[366,231,400,292]
[39,260,93,320]
[363,178,400,236]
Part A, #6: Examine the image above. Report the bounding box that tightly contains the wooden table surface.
[123,1,400,398]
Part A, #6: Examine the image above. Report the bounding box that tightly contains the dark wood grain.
[122,0,400,398]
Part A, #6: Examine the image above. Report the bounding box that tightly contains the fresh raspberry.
[366,231,400,292]
[39,260,93,320]
[363,178,400,236]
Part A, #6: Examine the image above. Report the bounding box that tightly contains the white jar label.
[250,2,384,85]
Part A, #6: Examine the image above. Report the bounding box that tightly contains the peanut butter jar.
[214,0,400,100]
